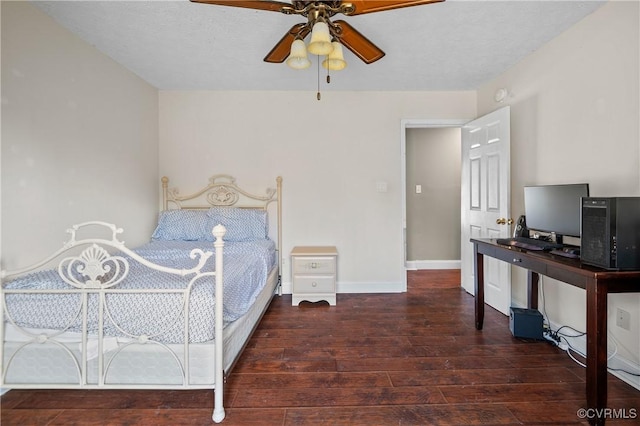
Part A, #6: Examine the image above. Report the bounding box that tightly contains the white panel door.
[461,106,511,315]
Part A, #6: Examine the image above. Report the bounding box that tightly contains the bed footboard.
[1,221,228,423]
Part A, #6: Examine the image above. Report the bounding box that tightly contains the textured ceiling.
[32,0,606,91]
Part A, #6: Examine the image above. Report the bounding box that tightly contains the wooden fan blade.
[189,0,291,13]
[333,20,384,64]
[264,23,310,63]
[347,0,444,15]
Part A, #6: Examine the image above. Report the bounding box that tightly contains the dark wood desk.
[472,238,640,426]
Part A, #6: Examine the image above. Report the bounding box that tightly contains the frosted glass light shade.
[307,21,333,56]
[322,41,347,71]
[286,39,311,69]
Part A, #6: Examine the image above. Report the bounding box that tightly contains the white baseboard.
[405,260,461,270]
[337,281,405,293]
[281,281,404,295]
[608,355,640,391]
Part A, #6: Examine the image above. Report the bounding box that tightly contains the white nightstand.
[290,246,337,306]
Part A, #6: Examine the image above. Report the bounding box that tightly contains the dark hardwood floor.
[2,270,638,425]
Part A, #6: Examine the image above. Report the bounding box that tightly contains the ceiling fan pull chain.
[317,56,321,100]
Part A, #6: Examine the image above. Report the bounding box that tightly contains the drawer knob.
[312,281,317,287]
[311,262,318,268]
[512,258,522,263]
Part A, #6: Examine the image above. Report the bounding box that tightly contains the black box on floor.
[509,307,544,340]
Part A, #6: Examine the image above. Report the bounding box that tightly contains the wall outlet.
[616,308,631,330]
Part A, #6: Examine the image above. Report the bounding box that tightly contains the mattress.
[2,267,278,387]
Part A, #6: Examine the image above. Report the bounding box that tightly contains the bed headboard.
[161,174,283,277]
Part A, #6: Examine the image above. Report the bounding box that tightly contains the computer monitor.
[523,183,590,242]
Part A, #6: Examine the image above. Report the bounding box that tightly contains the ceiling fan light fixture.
[322,41,347,71]
[307,21,333,56]
[286,39,312,69]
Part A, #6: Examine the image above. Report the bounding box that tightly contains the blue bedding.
[3,239,277,343]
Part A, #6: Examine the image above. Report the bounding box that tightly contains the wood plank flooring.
[2,270,638,425]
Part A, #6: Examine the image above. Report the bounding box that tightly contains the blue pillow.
[206,207,268,241]
[151,210,214,241]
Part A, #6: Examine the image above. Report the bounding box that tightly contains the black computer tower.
[581,197,640,270]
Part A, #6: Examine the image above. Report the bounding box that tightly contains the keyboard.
[549,246,581,259]
[496,236,563,251]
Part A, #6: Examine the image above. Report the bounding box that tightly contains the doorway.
[401,108,512,317]
[405,128,462,266]
[400,119,468,292]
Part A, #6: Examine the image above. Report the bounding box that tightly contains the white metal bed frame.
[0,174,282,423]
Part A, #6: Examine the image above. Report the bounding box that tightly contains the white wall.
[477,1,640,378]
[1,2,159,270]
[159,91,476,291]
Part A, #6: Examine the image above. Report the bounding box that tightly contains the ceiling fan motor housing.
[191,0,444,64]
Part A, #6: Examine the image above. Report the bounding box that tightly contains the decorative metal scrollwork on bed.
[162,174,278,210]
[207,185,240,206]
[59,244,129,289]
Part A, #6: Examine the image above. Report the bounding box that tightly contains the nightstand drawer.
[293,257,336,274]
[293,275,335,294]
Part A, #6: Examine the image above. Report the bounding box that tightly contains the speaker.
[513,215,529,238]
[510,307,544,340]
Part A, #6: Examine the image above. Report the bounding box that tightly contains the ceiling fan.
[189,1,444,65]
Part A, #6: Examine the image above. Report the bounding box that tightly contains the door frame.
[400,118,471,292]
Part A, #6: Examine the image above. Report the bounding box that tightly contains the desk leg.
[586,277,608,426]
[474,244,484,330]
[527,270,539,310]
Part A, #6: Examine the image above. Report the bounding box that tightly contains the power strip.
[543,329,568,350]
[543,328,559,343]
